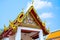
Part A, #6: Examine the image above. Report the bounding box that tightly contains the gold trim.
[19,23,40,29]
[4,24,8,31]
[17,12,24,22]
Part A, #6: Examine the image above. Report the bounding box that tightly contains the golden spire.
[4,24,8,31]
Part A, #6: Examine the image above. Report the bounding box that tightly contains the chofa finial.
[22,8,24,12]
[32,0,34,5]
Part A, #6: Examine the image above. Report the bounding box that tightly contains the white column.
[39,29,44,40]
[15,27,21,40]
[3,38,9,40]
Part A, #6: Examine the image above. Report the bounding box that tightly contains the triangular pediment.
[22,12,40,29]
[0,6,49,39]
[21,6,41,29]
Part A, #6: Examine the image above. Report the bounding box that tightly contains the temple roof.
[23,6,49,35]
[0,5,49,39]
[46,30,60,40]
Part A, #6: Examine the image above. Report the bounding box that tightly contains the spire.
[32,0,34,5]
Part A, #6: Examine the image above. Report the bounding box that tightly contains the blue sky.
[0,0,60,32]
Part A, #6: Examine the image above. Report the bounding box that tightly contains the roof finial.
[32,0,34,5]
[22,8,24,12]
[42,20,46,26]
[4,24,8,31]
[47,27,50,33]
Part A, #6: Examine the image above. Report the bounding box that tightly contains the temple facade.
[0,5,49,40]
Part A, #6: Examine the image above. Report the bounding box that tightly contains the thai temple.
[0,3,50,40]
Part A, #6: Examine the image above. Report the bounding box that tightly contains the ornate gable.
[21,6,49,35]
[21,11,40,29]
[11,5,49,35]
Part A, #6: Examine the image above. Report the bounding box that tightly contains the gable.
[22,12,40,29]
[22,6,49,35]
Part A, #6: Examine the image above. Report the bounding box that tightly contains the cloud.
[33,0,52,9]
[40,13,53,18]
[25,0,52,12]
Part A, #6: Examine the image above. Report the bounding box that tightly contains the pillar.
[39,29,44,40]
[15,27,21,40]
